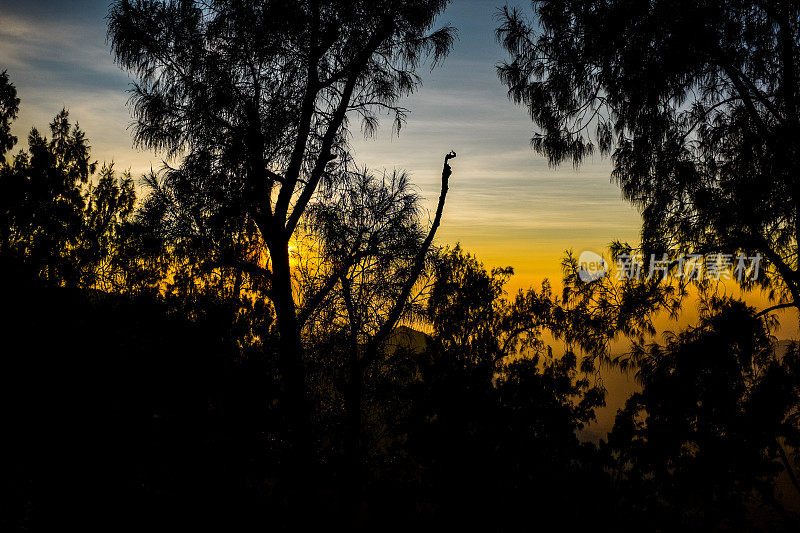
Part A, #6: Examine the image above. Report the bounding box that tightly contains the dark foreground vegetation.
[3,0,800,530]
[5,236,799,532]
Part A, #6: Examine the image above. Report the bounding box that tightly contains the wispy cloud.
[0,12,118,78]
[0,8,152,174]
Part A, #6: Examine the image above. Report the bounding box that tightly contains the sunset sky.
[2,0,796,336]
[0,0,639,279]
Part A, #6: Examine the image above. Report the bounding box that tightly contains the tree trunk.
[342,276,363,467]
[345,355,363,464]
[269,238,312,462]
[341,275,365,523]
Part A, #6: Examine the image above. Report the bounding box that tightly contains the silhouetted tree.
[108,0,456,457]
[396,245,611,529]
[0,70,19,158]
[300,167,429,462]
[77,163,137,291]
[553,246,687,366]
[134,158,274,351]
[0,83,142,293]
[0,71,20,253]
[0,109,95,283]
[296,153,455,491]
[427,245,555,369]
[498,0,800,316]
[608,298,800,530]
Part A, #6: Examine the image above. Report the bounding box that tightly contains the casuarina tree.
[108,0,455,457]
[498,0,800,317]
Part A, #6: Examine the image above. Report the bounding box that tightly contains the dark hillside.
[0,260,279,531]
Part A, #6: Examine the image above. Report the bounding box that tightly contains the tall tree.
[497,0,800,317]
[0,108,96,284]
[0,73,144,293]
[300,153,455,468]
[0,70,19,158]
[108,0,455,456]
[608,299,800,529]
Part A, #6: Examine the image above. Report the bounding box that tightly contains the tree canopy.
[498,0,800,312]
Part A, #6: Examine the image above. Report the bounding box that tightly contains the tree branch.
[362,151,456,369]
[756,302,798,317]
[285,20,395,237]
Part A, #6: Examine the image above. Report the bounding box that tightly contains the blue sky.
[0,0,641,286]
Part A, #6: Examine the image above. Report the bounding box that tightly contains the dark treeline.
[2,0,800,531]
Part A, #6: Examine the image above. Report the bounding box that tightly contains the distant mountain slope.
[384,325,431,355]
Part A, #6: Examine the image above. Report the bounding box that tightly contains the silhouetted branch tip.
[443,151,456,181]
